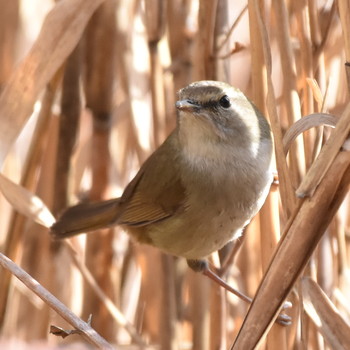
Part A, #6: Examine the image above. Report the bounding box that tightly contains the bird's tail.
[51,198,121,239]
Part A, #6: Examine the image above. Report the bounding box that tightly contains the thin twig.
[216,5,247,52]
[0,252,114,350]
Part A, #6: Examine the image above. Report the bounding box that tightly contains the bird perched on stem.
[52,80,282,318]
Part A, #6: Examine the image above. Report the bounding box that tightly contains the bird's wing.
[117,135,188,226]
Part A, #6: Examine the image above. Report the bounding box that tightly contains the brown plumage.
[51,80,273,276]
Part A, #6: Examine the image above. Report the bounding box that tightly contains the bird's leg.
[187,259,252,303]
[187,259,292,326]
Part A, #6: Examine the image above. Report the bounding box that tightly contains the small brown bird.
[51,80,273,302]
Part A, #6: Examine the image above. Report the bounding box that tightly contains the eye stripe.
[189,96,231,109]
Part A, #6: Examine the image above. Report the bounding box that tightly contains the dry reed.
[0,1,349,349]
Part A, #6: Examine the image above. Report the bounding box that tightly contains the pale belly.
[146,173,272,259]
[147,203,250,259]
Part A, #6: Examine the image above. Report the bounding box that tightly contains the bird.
[51,80,274,305]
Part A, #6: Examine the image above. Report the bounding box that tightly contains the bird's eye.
[219,95,231,108]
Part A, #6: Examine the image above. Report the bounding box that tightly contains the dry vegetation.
[0,0,350,349]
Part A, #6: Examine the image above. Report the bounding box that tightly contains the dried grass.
[0,1,349,349]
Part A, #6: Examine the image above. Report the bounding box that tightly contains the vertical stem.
[272,0,305,184]
[213,0,230,81]
[167,0,194,91]
[160,255,178,350]
[53,44,81,215]
[193,0,219,80]
[191,271,210,350]
[145,0,167,147]
[82,0,117,340]
[338,0,350,95]
[0,0,19,88]
[149,43,166,148]
[248,1,288,349]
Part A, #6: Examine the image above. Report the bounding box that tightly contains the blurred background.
[0,0,349,349]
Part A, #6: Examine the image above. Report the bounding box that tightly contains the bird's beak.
[176,99,199,112]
